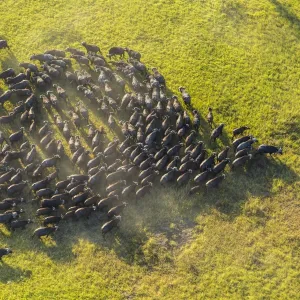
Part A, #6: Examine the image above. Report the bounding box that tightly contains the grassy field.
[0,0,300,299]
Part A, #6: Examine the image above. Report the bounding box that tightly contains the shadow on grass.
[270,0,300,38]
[0,38,19,71]
[0,261,32,283]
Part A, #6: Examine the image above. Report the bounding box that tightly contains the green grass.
[0,0,300,299]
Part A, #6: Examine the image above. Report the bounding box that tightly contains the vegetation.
[0,0,299,299]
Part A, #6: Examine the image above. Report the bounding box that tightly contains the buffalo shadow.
[0,261,32,283]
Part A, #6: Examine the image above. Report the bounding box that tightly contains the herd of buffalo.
[0,39,283,262]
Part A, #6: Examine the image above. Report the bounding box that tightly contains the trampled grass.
[0,0,299,299]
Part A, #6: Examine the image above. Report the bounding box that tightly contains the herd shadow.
[0,261,32,283]
[0,41,299,279]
